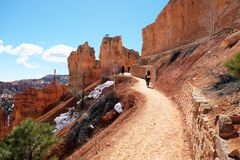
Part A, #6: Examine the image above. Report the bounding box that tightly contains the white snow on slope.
[54,81,115,132]
[53,107,80,132]
[88,81,114,99]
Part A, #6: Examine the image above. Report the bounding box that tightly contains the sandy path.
[92,76,191,160]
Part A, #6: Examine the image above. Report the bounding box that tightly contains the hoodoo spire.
[53,69,56,83]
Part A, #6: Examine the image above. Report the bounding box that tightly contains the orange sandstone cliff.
[67,42,101,90]
[68,36,139,89]
[12,82,67,125]
[142,0,240,57]
[100,36,139,75]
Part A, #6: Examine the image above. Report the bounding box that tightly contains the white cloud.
[0,44,13,54]
[42,44,75,63]
[16,55,40,69]
[0,40,13,53]
[13,43,43,56]
[0,39,75,68]
[0,40,43,68]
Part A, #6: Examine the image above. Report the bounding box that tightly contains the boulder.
[230,115,240,125]
[216,115,239,139]
[114,102,123,113]
[228,149,240,159]
[221,31,240,49]
[102,110,117,122]
[200,104,212,114]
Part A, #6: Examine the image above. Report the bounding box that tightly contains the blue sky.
[0,0,168,82]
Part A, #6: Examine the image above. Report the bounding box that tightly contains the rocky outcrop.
[142,0,240,56]
[12,82,67,125]
[100,36,139,75]
[216,115,239,139]
[228,149,240,159]
[68,42,101,90]
[221,31,240,49]
[67,37,139,90]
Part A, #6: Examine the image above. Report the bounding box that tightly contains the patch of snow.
[114,102,123,113]
[77,99,82,105]
[53,107,80,132]
[88,81,114,99]
[89,124,94,129]
[77,96,89,105]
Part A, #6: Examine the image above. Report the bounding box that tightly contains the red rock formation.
[67,37,139,90]
[142,0,240,56]
[100,36,139,75]
[0,108,8,129]
[12,82,67,125]
[68,42,101,90]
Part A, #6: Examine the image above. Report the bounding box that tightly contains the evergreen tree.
[0,119,58,160]
[225,52,240,78]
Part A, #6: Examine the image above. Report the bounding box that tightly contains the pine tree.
[225,52,240,78]
[0,119,58,160]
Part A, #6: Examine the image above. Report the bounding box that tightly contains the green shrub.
[0,119,58,160]
[225,52,240,78]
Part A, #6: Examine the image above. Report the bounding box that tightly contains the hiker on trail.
[145,71,151,88]
[121,66,125,75]
[128,67,130,73]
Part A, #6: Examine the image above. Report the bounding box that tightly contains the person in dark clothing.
[145,71,151,88]
[121,66,125,75]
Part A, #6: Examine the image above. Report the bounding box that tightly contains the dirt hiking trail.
[91,76,191,160]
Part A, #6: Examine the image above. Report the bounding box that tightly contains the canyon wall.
[142,0,240,56]
[12,82,67,125]
[100,36,139,75]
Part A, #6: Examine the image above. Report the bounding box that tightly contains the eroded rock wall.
[12,82,67,125]
[68,42,101,89]
[142,0,240,56]
[100,36,139,75]
[68,37,139,90]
